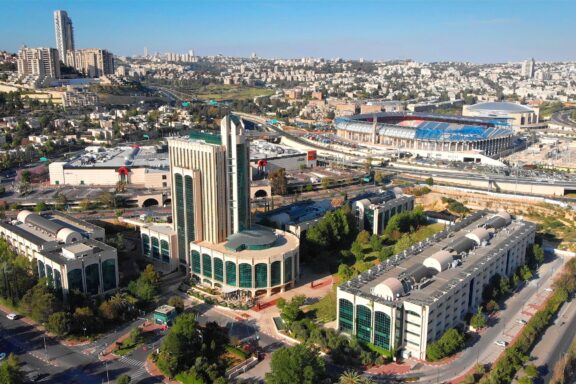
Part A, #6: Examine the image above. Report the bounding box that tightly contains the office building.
[139,114,299,296]
[354,189,415,235]
[0,210,117,298]
[17,47,61,79]
[66,48,114,78]
[337,211,535,360]
[54,10,75,65]
[521,58,535,79]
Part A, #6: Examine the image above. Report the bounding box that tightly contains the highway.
[550,109,576,129]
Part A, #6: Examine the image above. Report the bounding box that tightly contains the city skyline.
[1,0,575,63]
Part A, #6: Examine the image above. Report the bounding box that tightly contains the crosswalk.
[117,356,148,381]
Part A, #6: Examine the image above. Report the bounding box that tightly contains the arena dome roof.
[467,102,533,113]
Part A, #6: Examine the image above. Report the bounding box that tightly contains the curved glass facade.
[102,259,117,291]
[214,258,223,282]
[255,263,267,289]
[160,240,170,263]
[85,263,100,295]
[271,261,281,286]
[356,305,372,343]
[374,311,391,350]
[338,299,354,333]
[191,250,201,274]
[151,237,160,260]
[202,254,212,278]
[239,263,252,288]
[67,268,83,292]
[225,261,236,286]
[142,234,150,257]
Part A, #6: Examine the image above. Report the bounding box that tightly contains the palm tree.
[339,370,375,384]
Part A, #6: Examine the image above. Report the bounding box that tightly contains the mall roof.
[64,145,168,170]
[467,102,534,113]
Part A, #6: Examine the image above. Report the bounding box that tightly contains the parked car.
[495,340,508,347]
[6,313,18,320]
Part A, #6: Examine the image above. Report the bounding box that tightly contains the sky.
[1,0,575,63]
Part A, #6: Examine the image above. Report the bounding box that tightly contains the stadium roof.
[467,102,533,113]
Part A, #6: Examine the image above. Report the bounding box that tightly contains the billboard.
[307,150,317,161]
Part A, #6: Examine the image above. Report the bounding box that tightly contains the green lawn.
[412,223,446,242]
[304,287,337,323]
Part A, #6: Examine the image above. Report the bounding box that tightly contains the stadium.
[334,112,515,163]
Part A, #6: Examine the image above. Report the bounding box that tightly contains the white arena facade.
[335,112,515,164]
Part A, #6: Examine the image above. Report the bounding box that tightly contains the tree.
[156,313,203,378]
[268,168,288,195]
[321,177,332,190]
[351,241,365,261]
[425,177,434,186]
[116,374,131,384]
[34,201,48,213]
[168,296,185,314]
[374,172,385,185]
[394,235,415,254]
[0,354,24,384]
[520,265,533,282]
[356,230,370,244]
[278,295,306,326]
[46,312,71,337]
[20,280,59,322]
[339,370,375,384]
[128,265,160,302]
[532,244,545,266]
[337,264,355,282]
[524,364,539,378]
[98,191,117,208]
[79,199,91,211]
[378,246,394,261]
[470,307,487,329]
[265,344,325,384]
[426,328,465,361]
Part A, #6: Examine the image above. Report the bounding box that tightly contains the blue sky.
[1,0,574,62]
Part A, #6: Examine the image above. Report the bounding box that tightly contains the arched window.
[356,305,372,343]
[338,299,353,333]
[191,250,201,274]
[67,269,83,292]
[160,240,170,263]
[85,264,100,295]
[102,259,117,291]
[239,263,252,288]
[225,261,236,286]
[271,261,281,286]
[142,234,150,257]
[284,257,292,282]
[255,263,267,288]
[202,253,212,278]
[151,237,160,259]
[213,258,223,282]
[374,311,392,350]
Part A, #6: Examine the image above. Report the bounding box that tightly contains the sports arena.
[335,113,514,160]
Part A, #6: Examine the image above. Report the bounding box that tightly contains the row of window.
[190,251,293,289]
[64,259,117,295]
[142,234,170,263]
[338,299,392,350]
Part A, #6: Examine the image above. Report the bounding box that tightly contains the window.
[225,261,237,286]
[191,250,201,274]
[162,175,167,180]
[284,257,292,282]
[151,237,160,259]
[202,254,212,278]
[356,305,372,343]
[175,174,186,263]
[255,263,267,288]
[338,299,354,333]
[160,240,170,263]
[102,259,117,291]
[142,234,150,257]
[214,258,223,282]
[374,311,391,350]
[239,263,252,288]
[271,261,282,286]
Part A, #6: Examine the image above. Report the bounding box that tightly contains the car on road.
[545,288,554,292]
[517,319,528,325]
[6,313,18,320]
[495,340,508,347]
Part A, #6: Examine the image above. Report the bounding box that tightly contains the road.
[0,309,161,383]
[530,298,576,383]
[550,109,576,129]
[394,255,565,383]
